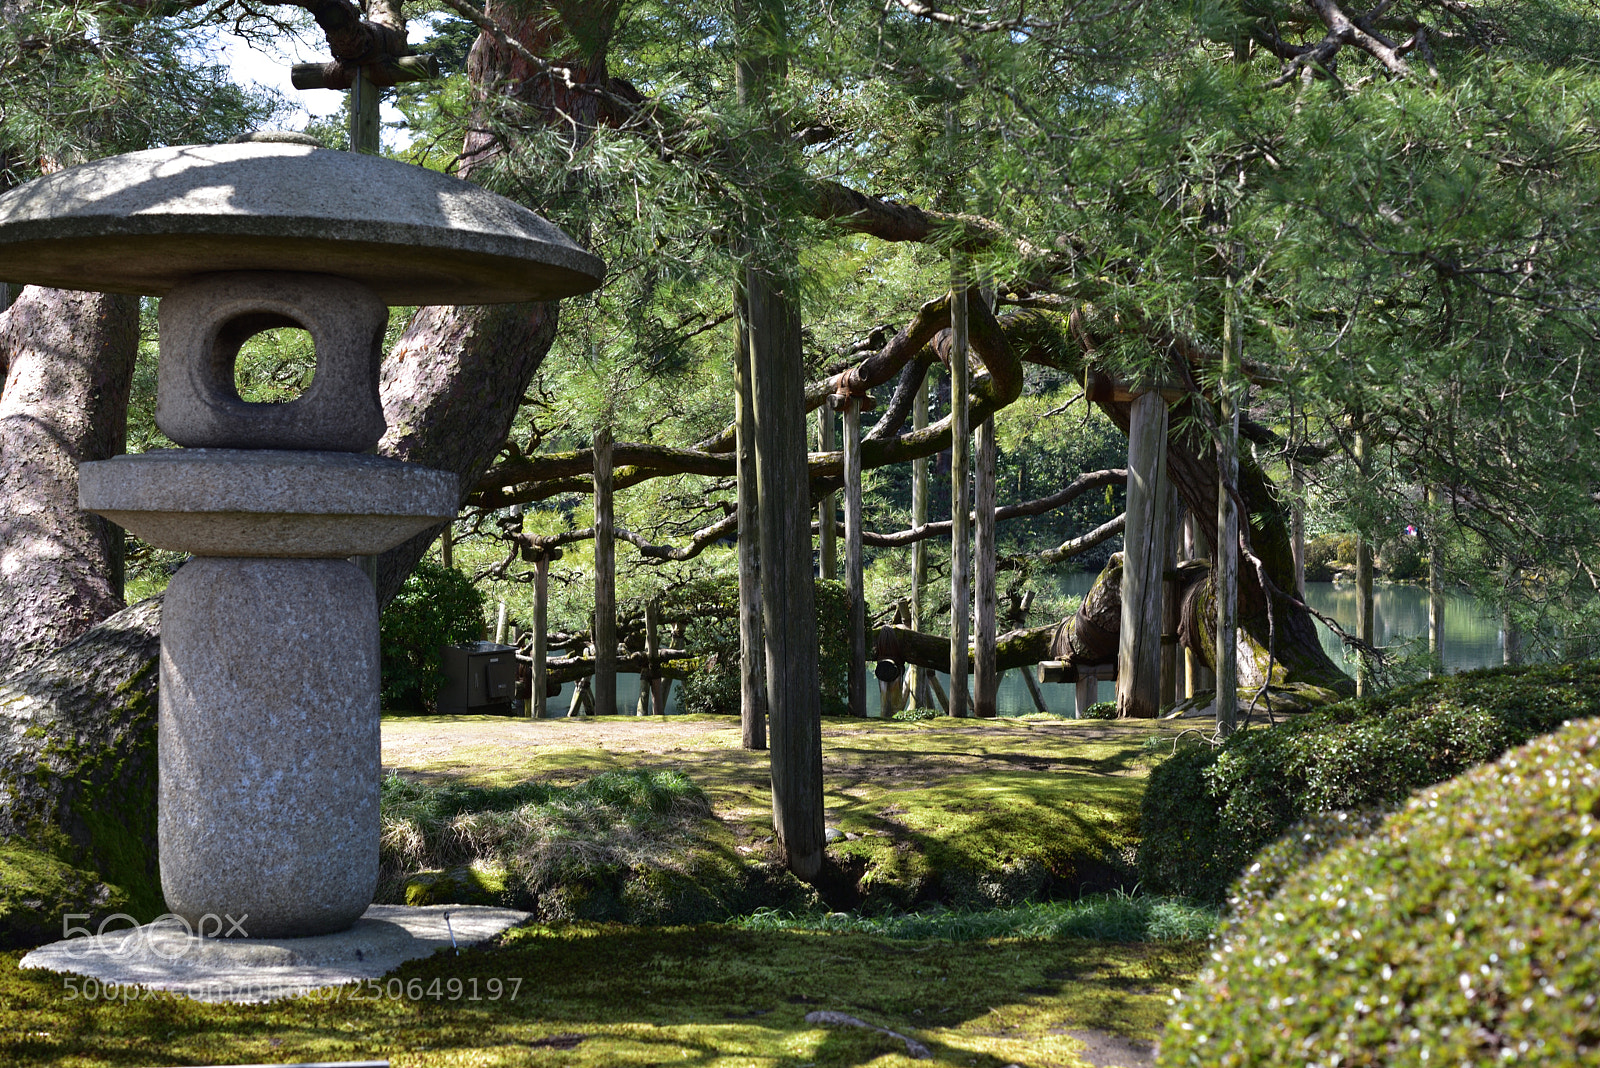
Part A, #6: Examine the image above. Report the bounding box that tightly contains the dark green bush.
[1082,700,1118,720]
[380,559,486,711]
[672,577,850,717]
[1160,718,1600,1066]
[1380,534,1424,581]
[1137,660,1600,902]
[1302,534,1341,582]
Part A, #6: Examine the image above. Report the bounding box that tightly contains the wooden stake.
[646,599,663,715]
[843,396,867,716]
[1021,665,1049,715]
[1290,462,1306,596]
[1160,485,1181,709]
[974,414,998,717]
[441,524,454,569]
[909,372,931,707]
[1427,485,1445,675]
[1118,390,1169,719]
[494,599,508,646]
[819,407,837,581]
[531,555,549,718]
[949,267,971,719]
[1354,431,1374,698]
[350,69,380,154]
[593,426,617,716]
[1216,283,1242,736]
[734,287,768,749]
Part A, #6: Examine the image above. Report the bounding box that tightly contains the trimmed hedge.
[380,559,486,711]
[1159,718,1600,1066]
[1137,661,1600,903]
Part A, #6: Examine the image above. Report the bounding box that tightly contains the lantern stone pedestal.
[0,141,603,983]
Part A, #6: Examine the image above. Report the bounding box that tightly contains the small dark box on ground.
[438,641,518,714]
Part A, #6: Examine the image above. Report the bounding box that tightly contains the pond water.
[540,574,1510,719]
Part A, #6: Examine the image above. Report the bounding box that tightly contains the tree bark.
[0,287,140,671]
[0,597,163,917]
[974,414,998,717]
[876,622,1056,674]
[737,0,823,882]
[735,287,767,749]
[532,554,549,716]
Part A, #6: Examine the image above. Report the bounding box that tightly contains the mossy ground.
[0,923,1204,1067]
[381,714,1176,910]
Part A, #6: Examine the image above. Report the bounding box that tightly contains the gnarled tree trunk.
[0,287,139,671]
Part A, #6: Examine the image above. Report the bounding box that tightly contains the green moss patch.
[382,715,1175,914]
[1137,659,1600,902]
[0,841,127,950]
[0,921,1205,1067]
[1161,717,1600,1066]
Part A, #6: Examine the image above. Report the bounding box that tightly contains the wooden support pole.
[1118,390,1169,719]
[1160,485,1181,709]
[440,524,454,568]
[909,372,931,707]
[842,396,867,717]
[734,292,768,749]
[1427,485,1445,676]
[494,599,508,645]
[1216,291,1243,736]
[350,69,381,154]
[819,407,837,581]
[531,555,549,718]
[1182,511,1213,699]
[1290,462,1307,596]
[928,671,950,713]
[1354,431,1374,698]
[1022,665,1049,715]
[645,599,663,715]
[744,260,825,881]
[593,426,617,716]
[974,414,998,718]
[949,268,971,719]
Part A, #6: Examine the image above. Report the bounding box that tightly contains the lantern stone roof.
[0,142,604,305]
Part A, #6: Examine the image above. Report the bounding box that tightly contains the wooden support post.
[1354,433,1374,698]
[350,69,381,154]
[928,671,950,714]
[441,524,454,568]
[1118,390,1169,719]
[645,599,663,715]
[1160,486,1181,709]
[909,372,931,708]
[949,269,971,719]
[1181,512,1212,700]
[1427,485,1444,676]
[819,407,837,581]
[1502,558,1522,667]
[974,414,998,718]
[743,257,825,882]
[531,555,550,718]
[494,599,508,645]
[1216,305,1242,736]
[841,395,867,717]
[1291,462,1307,596]
[734,290,767,749]
[593,426,617,716]
[1022,666,1049,715]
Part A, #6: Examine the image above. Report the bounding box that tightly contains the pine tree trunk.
[818,407,837,581]
[736,0,824,882]
[908,375,931,706]
[0,287,139,671]
[843,397,867,716]
[1118,391,1168,719]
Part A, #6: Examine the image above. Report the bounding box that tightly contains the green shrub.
[892,707,939,722]
[1302,534,1350,582]
[1136,660,1600,903]
[380,559,487,711]
[1160,718,1600,1067]
[1381,534,1424,581]
[671,576,850,717]
[1083,700,1118,720]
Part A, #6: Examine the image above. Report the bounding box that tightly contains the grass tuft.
[728,892,1219,943]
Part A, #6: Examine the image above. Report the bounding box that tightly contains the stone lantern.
[0,142,603,939]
